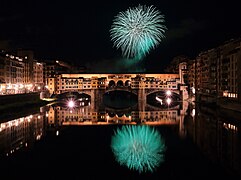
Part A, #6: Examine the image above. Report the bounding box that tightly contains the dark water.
[0,94,241,179]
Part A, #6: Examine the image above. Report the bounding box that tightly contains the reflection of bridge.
[46,100,188,136]
[105,86,181,96]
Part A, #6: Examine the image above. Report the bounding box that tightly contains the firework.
[110,4,167,60]
[111,125,166,173]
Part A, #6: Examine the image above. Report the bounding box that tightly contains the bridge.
[47,72,188,100]
[46,73,189,114]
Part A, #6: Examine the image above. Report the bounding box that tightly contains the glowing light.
[156,96,163,105]
[192,87,195,94]
[166,90,171,96]
[191,108,195,117]
[166,98,171,105]
[110,4,167,60]
[68,100,75,108]
[111,125,166,173]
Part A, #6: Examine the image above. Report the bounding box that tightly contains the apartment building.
[186,37,241,103]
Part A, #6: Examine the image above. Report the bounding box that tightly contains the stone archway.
[116,80,124,87]
[125,80,131,87]
[108,80,115,88]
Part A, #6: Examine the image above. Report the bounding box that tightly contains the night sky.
[0,0,240,72]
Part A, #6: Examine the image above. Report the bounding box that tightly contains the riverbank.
[0,93,50,122]
[194,93,241,113]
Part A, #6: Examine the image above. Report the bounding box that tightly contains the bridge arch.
[108,80,115,88]
[125,80,131,87]
[116,80,124,87]
[56,91,91,100]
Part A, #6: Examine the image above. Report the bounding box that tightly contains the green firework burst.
[110,4,167,60]
[111,125,166,173]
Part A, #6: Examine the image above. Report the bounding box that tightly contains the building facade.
[186,37,241,104]
[0,49,45,94]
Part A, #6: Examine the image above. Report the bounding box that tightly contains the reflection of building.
[46,100,188,136]
[0,113,45,157]
[185,105,241,177]
[47,104,93,126]
[47,107,184,126]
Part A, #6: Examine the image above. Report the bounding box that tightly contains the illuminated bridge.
[47,71,188,100]
[46,72,189,113]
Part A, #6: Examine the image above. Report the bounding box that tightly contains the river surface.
[0,92,240,179]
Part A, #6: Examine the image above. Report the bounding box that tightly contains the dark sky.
[0,0,240,72]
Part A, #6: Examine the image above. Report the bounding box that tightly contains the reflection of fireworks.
[111,125,166,173]
[110,5,167,60]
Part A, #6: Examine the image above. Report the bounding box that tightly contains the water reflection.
[111,125,166,173]
[185,104,241,177]
[0,97,240,178]
[0,113,45,157]
[47,100,187,132]
[103,91,137,109]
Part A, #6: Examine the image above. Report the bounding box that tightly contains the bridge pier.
[93,90,105,111]
[138,89,146,120]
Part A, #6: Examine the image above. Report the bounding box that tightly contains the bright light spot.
[191,109,195,117]
[156,96,163,105]
[68,100,75,108]
[166,98,171,105]
[56,130,59,136]
[36,135,41,140]
[192,87,195,94]
[166,90,171,96]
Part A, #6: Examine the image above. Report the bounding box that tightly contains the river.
[0,92,240,179]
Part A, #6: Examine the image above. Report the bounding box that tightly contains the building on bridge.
[47,70,189,101]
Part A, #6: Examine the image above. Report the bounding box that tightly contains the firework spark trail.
[110,5,167,60]
[111,125,166,173]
